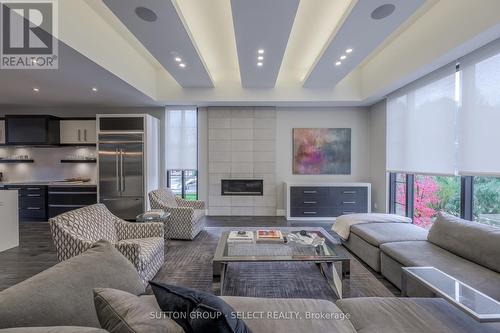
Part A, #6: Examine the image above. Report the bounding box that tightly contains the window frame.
[166,169,198,200]
[389,173,473,222]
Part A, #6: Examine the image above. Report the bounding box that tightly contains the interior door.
[98,143,121,198]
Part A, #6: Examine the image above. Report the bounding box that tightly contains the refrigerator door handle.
[115,148,120,192]
[120,149,125,192]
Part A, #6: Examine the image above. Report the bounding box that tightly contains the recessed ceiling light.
[340,55,346,60]
[346,48,353,53]
[92,87,98,92]
[174,57,182,62]
[33,88,39,92]
[371,4,396,20]
[257,62,263,67]
[179,63,186,68]
[135,6,157,22]
[257,49,264,54]
[257,56,264,61]
[335,61,341,66]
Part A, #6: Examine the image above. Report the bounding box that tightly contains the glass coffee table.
[213,228,350,298]
[402,267,500,322]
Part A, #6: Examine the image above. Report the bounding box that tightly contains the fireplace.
[221,179,263,196]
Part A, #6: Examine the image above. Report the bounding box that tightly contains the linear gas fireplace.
[221,179,263,196]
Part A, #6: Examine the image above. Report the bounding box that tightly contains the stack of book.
[227,231,254,243]
[255,230,284,243]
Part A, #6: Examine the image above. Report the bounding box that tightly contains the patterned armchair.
[148,188,206,240]
[48,204,164,286]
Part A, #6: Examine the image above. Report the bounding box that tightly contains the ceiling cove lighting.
[346,48,353,53]
[33,88,39,92]
[335,61,341,66]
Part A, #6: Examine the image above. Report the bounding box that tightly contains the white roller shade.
[166,108,197,170]
[387,64,458,175]
[459,40,500,176]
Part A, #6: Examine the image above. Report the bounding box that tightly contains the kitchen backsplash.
[0,146,97,183]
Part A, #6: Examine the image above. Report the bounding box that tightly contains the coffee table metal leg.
[318,262,343,299]
[401,270,408,297]
[219,263,227,296]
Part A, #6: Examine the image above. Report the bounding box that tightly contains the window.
[390,173,407,216]
[473,177,500,226]
[165,108,198,200]
[413,175,460,228]
[167,170,198,200]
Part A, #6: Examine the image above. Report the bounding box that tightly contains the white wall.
[369,100,388,213]
[275,107,371,212]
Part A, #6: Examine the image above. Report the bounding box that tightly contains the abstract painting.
[293,128,351,175]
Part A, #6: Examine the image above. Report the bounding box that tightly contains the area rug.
[152,227,394,301]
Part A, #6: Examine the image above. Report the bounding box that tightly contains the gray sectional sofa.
[1,238,499,332]
[343,212,500,302]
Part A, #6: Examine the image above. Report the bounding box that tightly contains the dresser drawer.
[290,186,330,197]
[290,195,331,208]
[290,207,335,217]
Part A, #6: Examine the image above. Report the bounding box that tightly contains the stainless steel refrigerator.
[97,115,159,220]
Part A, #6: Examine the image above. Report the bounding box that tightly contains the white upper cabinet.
[60,120,96,144]
[0,120,5,144]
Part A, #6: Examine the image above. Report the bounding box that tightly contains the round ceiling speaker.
[371,4,396,20]
[135,7,157,22]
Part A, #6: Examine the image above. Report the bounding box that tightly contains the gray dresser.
[286,183,371,220]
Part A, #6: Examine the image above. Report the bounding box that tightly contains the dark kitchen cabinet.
[5,115,60,145]
[48,186,97,218]
[4,185,47,221]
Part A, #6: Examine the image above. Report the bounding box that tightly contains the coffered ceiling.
[2,0,500,107]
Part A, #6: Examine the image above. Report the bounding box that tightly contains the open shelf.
[60,159,96,163]
[0,159,34,163]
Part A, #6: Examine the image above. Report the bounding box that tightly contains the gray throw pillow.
[93,288,184,333]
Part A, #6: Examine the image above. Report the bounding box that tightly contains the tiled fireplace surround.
[208,107,276,216]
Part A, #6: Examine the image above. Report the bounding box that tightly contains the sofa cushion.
[336,297,500,333]
[222,296,356,333]
[428,213,500,273]
[0,241,144,329]
[150,281,251,333]
[351,222,428,247]
[93,288,183,333]
[380,240,500,301]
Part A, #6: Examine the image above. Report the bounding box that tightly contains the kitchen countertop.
[0,181,97,187]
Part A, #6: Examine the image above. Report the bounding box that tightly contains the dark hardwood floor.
[0,217,400,296]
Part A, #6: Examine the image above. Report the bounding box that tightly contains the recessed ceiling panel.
[103,0,213,88]
[303,0,425,88]
[231,0,299,88]
[0,42,158,106]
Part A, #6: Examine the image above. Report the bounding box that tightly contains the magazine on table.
[256,230,284,243]
[228,231,254,243]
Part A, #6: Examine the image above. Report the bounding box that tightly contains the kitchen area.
[0,114,159,251]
